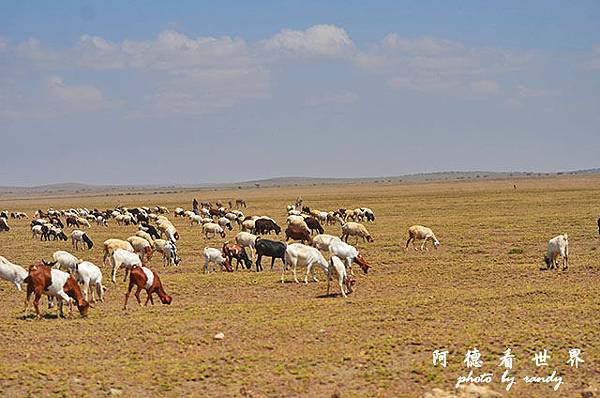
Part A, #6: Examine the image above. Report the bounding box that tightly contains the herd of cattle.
[0,197,583,319]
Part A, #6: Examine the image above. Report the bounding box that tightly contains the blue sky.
[1,1,599,185]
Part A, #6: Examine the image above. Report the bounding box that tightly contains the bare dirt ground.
[0,176,598,397]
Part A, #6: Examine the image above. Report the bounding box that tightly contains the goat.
[123,266,172,309]
[71,230,94,250]
[543,233,569,270]
[0,255,28,291]
[406,225,439,250]
[203,247,232,273]
[222,242,252,270]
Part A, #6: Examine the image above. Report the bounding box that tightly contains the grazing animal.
[218,217,233,231]
[283,243,328,284]
[139,223,161,240]
[597,218,600,235]
[123,266,172,309]
[321,255,355,298]
[235,199,247,208]
[71,230,94,250]
[328,240,370,275]
[241,219,255,232]
[235,232,258,259]
[340,222,373,243]
[203,247,232,273]
[111,249,142,283]
[312,234,341,251]
[361,208,375,222]
[255,238,287,272]
[285,224,313,244]
[202,222,226,238]
[103,239,134,267]
[254,218,282,235]
[406,225,439,250]
[135,230,154,245]
[75,261,105,303]
[543,234,569,270]
[0,255,28,291]
[222,242,252,270]
[51,250,81,273]
[127,236,154,263]
[24,262,90,318]
[304,217,325,235]
[152,239,181,267]
[66,216,80,228]
[156,217,179,243]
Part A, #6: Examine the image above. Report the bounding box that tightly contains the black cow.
[255,238,287,272]
[304,217,324,235]
[254,219,281,235]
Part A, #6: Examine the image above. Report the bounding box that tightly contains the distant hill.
[0,169,598,196]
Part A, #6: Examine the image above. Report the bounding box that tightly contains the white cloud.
[262,25,354,58]
[305,91,358,106]
[582,44,600,69]
[47,76,103,102]
[515,85,559,98]
[356,34,534,94]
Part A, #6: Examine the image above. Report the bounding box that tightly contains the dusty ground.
[0,176,598,397]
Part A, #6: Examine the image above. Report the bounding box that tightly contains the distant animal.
[405,225,439,250]
[0,217,10,232]
[597,218,600,235]
[123,266,172,309]
[71,230,94,250]
[235,199,247,208]
[543,234,569,271]
[202,222,226,238]
[254,238,287,272]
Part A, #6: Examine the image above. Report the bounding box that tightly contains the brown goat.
[285,224,313,244]
[123,266,172,309]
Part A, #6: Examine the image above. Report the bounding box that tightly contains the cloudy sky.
[1,1,599,186]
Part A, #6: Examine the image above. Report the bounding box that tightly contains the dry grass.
[0,176,598,397]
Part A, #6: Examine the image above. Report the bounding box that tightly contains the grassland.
[0,176,598,397]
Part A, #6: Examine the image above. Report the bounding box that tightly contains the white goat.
[75,261,105,302]
[0,255,28,291]
[406,225,439,250]
[111,249,142,283]
[203,247,231,273]
[544,233,569,270]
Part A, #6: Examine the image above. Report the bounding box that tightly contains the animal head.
[433,237,440,249]
[77,300,90,317]
[160,294,173,305]
[355,253,371,274]
[543,255,552,268]
[219,230,226,238]
[83,233,94,249]
[366,235,374,243]
[144,246,153,259]
[274,224,282,234]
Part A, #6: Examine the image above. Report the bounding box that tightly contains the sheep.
[361,207,375,222]
[328,240,371,276]
[235,231,258,259]
[312,234,342,251]
[174,207,185,217]
[127,236,154,263]
[135,230,154,245]
[0,255,28,291]
[156,217,179,243]
[111,248,142,283]
[202,222,226,238]
[543,234,569,270]
[283,243,328,284]
[24,262,90,318]
[241,219,255,232]
[123,266,172,309]
[139,223,161,240]
[75,261,106,303]
[31,224,45,240]
[76,217,91,228]
[103,239,134,267]
[341,222,373,243]
[153,239,181,267]
[71,229,94,250]
[203,247,232,273]
[95,216,108,227]
[50,250,81,273]
[189,214,203,225]
[218,217,233,231]
[405,225,439,250]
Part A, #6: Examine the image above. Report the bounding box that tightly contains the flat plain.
[0,175,598,397]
